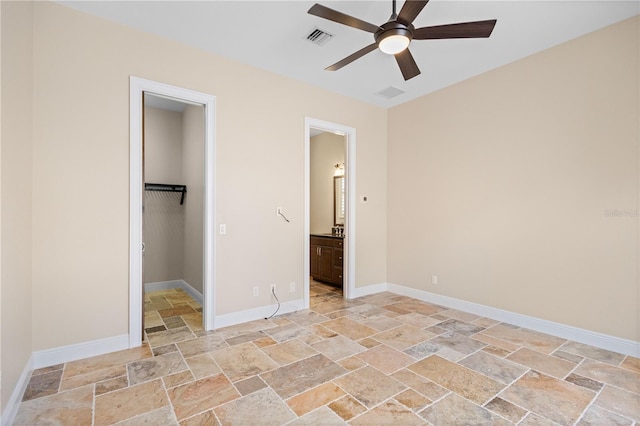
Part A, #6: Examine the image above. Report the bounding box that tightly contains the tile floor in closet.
[14,280,640,425]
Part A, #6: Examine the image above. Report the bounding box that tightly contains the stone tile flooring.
[14,281,640,425]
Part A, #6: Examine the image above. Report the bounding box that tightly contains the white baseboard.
[1,355,34,426]
[31,334,130,370]
[214,299,305,329]
[350,282,388,298]
[386,282,640,357]
[145,279,203,305]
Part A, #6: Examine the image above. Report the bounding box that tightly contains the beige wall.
[388,16,639,341]
[182,105,204,294]
[1,0,34,411]
[310,132,345,234]
[143,106,185,284]
[30,1,387,350]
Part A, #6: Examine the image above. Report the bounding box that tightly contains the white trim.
[144,280,203,306]
[304,117,356,302]
[32,334,130,369]
[385,282,640,357]
[351,282,388,298]
[129,76,216,348]
[1,356,34,426]
[214,299,305,329]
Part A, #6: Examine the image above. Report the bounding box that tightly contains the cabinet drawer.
[332,267,343,284]
[333,249,343,266]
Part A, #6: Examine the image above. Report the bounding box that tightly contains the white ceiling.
[59,1,639,108]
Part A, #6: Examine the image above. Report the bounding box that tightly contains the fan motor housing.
[374,21,415,45]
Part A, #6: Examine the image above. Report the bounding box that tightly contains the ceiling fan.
[308,0,497,81]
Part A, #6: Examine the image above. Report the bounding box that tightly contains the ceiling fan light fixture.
[379,34,410,54]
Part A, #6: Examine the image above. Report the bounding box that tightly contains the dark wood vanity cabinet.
[310,235,343,286]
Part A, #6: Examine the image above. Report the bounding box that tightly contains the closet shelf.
[145,183,187,205]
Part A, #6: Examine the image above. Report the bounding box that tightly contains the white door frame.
[129,76,216,347]
[304,117,356,304]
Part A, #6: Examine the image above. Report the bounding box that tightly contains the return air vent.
[305,27,333,46]
[375,86,405,99]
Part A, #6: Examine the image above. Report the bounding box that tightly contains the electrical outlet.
[289,282,295,293]
[431,275,438,285]
[253,286,259,297]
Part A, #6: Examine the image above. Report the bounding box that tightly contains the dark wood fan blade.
[326,43,378,71]
[397,0,429,26]
[414,20,497,39]
[308,4,381,33]
[395,49,421,80]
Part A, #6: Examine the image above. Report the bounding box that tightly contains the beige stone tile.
[620,356,640,373]
[214,388,295,425]
[260,339,318,365]
[460,350,528,385]
[420,393,511,425]
[264,322,315,343]
[163,370,195,389]
[320,317,378,340]
[577,404,634,426]
[439,309,482,323]
[565,373,603,392]
[430,331,488,355]
[473,317,501,328]
[350,399,425,425]
[480,324,566,354]
[168,374,240,421]
[63,344,152,378]
[394,388,431,412]
[185,353,221,379]
[60,364,126,391]
[575,359,640,394]
[147,327,196,348]
[116,405,178,425]
[436,347,467,362]
[212,342,278,382]
[261,353,347,399]
[500,370,594,425]
[472,332,521,354]
[32,364,64,376]
[507,347,576,378]
[357,337,381,348]
[338,355,367,371]
[553,349,585,364]
[593,384,640,421]
[286,382,345,416]
[179,409,219,426]
[306,323,338,339]
[559,341,626,365]
[328,395,367,421]
[391,369,450,401]
[372,325,435,351]
[404,340,441,360]
[482,345,513,358]
[177,333,227,358]
[285,310,329,327]
[437,318,485,336]
[234,375,267,396]
[359,314,404,331]
[396,312,443,329]
[182,313,204,332]
[355,344,415,374]
[383,300,444,316]
[94,379,169,425]
[333,366,406,408]
[158,306,197,318]
[22,369,63,401]
[95,375,128,396]
[484,397,527,423]
[311,335,367,361]
[519,413,560,426]
[14,385,93,426]
[409,355,505,405]
[225,331,268,346]
[288,406,346,425]
[253,336,278,348]
[128,351,187,385]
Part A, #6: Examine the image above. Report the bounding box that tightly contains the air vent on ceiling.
[305,27,333,46]
[375,86,405,99]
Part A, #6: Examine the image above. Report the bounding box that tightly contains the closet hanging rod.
[144,183,187,205]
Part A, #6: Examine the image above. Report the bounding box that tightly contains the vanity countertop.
[311,233,344,239]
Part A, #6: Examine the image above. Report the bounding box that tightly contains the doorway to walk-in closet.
[129,77,216,347]
[142,94,205,339]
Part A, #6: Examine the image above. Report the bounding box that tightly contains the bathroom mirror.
[334,176,345,226]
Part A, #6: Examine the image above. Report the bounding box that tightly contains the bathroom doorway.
[304,118,356,307]
[130,77,216,347]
